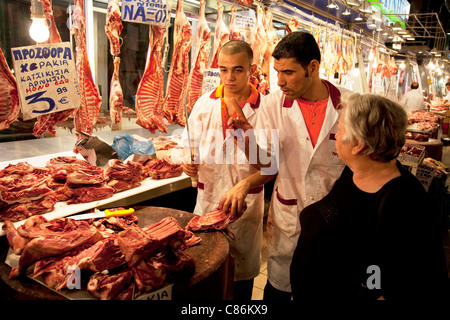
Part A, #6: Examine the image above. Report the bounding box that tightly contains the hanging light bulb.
[29,0,49,43]
[342,9,351,15]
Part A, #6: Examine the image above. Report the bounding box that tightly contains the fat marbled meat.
[135,26,167,133]
[0,47,19,131]
[162,0,192,127]
[4,213,196,300]
[186,0,211,113]
[71,0,102,136]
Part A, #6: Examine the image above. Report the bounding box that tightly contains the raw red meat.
[1,195,57,223]
[106,159,144,192]
[0,47,19,131]
[162,0,193,126]
[186,0,211,113]
[9,218,103,278]
[66,165,105,185]
[71,0,102,136]
[87,269,133,300]
[109,57,123,124]
[135,26,167,133]
[186,209,238,240]
[105,0,123,56]
[143,158,183,180]
[2,220,28,255]
[66,184,115,204]
[33,0,74,137]
[210,2,229,68]
[229,6,242,41]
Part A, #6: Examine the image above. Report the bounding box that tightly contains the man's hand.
[182,163,199,178]
[218,178,251,220]
[226,97,253,132]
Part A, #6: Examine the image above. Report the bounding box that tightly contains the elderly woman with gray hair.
[290,92,448,302]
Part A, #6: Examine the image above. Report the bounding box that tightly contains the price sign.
[122,0,171,27]
[11,42,80,120]
[137,284,172,300]
[202,69,221,94]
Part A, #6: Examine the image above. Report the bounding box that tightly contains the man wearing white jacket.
[221,32,347,300]
[181,40,265,300]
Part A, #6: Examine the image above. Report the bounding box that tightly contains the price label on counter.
[122,0,171,27]
[11,42,80,120]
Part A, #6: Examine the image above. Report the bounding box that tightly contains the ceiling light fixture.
[342,9,351,15]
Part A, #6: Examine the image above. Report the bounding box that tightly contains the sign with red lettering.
[11,42,80,120]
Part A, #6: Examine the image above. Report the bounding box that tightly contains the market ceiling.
[197,0,450,58]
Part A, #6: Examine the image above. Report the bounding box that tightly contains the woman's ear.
[352,140,366,155]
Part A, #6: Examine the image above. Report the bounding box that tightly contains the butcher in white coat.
[220,32,348,300]
[181,40,265,300]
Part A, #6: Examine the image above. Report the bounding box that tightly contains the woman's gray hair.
[339,92,408,162]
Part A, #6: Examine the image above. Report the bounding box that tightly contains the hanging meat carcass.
[186,0,211,113]
[71,0,102,136]
[229,6,242,41]
[210,2,230,68]
[251,6,269,95]
[105,0,123,57]
[40,0,62,44]
[135,26,167,133]
[262,10,278,77]
[109,57,123,124]
[33,0,75,137]
[162,0,193,127]
[286,18,298,33]
[0,48,19,131]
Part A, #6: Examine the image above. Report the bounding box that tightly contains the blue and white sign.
[122,0,171,27]
[11,42,80,120]
[202,69,221,94]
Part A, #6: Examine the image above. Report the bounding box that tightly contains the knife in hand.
[69,208,135,220]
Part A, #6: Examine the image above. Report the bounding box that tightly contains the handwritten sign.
[122,0,171,27]
[11,42,80,120]
[137,284,172,300]
[202,69,221,94]
[236,10,256,46]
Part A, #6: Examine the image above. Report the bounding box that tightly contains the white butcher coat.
[181,85,265,281]
[256,81,346,292]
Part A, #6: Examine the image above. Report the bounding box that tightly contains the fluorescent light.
[346,0,360,6]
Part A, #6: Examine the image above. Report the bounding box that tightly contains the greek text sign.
[122,0,171,27]
[11,42,80,120]
[202,69,221,94]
